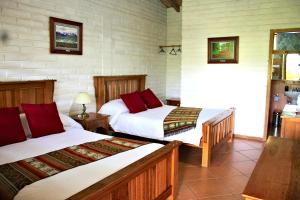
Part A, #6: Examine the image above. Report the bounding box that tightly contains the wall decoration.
[159,45,181,55]
[208,36,239,64]
[49,17,82,55]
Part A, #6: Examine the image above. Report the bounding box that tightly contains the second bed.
[94,75,235,167]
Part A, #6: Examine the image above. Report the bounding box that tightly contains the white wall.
[0,0,167,114]
[181,0,300,137]
[166,8,181,98]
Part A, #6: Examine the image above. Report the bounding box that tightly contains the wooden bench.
[242,136,300,200]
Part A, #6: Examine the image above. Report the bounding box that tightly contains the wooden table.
[71,112,109,134]
[166,98,181,106]
[242,136,300,200]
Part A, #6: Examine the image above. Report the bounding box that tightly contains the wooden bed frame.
[0,80,181,200]
[93,75,235,167]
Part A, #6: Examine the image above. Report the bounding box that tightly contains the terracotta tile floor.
[176,138,264,200]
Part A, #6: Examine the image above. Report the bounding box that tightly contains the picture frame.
[49,17,83,55]
[208,36,239,64]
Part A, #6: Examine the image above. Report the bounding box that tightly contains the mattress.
[0,127,163,200]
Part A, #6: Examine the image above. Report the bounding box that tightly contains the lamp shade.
[75,92,91,104]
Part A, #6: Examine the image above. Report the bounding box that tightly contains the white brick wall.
[181,0,300,137]
[166,9,181,98]
[0,0,167,114]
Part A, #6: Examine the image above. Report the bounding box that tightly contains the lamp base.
[78,112,89,119]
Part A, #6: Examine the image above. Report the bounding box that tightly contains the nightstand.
[71,113,109,134]
[166,98,181,106]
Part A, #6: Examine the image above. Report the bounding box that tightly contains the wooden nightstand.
[166,98,181,106]
[71,113,109,134]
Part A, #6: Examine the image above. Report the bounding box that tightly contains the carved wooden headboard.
[93,75,146,111]
[0,80,56,112]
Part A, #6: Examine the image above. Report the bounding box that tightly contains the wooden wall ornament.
[49,17,83,55]
[208,36,239,64]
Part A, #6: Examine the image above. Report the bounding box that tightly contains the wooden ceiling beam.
[169,0,180,12]
[160,0,181,12]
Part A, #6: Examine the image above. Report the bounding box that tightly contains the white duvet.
[0,127,163,200]
[107,105,225,146]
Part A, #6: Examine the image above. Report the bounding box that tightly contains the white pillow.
[59,113,83,130]
[20,113,83,138]
[99,99,129,117]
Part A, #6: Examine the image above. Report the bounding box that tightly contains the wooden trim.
[272,50,300,54]
[233,134,265,142]
[68,141,181,200]
[0,80,56,112]
[264,29,276,140]
[271,27,300,33]
[159,45,181,48]
[93,75,235,167]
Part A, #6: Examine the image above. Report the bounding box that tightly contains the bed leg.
[201,142,211,167]
[168,146,179,200]
[228,109,235,143]
[228,132,233,143]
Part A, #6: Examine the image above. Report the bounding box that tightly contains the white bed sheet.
[0,127,163,200]
[110,105,225,146]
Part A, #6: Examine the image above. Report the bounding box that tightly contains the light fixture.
[75,92,91,118]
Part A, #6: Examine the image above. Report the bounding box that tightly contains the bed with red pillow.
[94,75,235,167]
[0,80,180,200]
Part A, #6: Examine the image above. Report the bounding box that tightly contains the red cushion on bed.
[140,88,162,109]
[22,102,64,138]
[120,92,147,113]
[0,107,26,146]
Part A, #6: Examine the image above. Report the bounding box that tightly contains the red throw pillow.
[0,107,26,146]
[140,88,162,109]
[22,102,65,138]
[120,92,147,113]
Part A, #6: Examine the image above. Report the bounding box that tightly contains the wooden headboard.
[0,80,56,112]
[93,75,146,111]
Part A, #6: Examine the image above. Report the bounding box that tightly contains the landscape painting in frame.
[50,17,82,55]
[208,36,239,63]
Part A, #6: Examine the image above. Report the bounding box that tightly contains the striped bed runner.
[0,137,148,200]
[164,107,202,137]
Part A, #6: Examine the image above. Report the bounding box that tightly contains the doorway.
[264,28,300,139]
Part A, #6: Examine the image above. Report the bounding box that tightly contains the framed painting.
[49,17,83,55]
[208,36,239,64]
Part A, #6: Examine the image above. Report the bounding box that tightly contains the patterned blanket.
[0,137,148,200]
[164,107,202,137]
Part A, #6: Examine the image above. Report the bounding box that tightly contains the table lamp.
[75,92,91,118]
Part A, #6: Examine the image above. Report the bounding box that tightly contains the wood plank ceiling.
[160,0,182,12]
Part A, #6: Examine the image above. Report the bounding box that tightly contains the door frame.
[263,28,300,140]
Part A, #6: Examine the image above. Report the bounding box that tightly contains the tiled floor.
[176,138,264,200]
